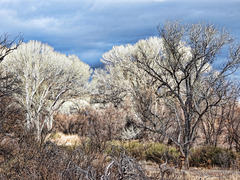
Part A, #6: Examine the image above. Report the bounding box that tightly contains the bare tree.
[0,33,23,134]
[0,33,22,63]
[96,21,240,169]
[2,40,91,140]
[225,86,240,151]
[134,21,240,169]
[0,32,22,100]
[201,85,240,147]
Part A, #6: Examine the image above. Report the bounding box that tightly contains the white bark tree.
[94,21,240,169]
[92,44,137,105]
[3,40,91,140]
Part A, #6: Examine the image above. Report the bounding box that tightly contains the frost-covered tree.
[92,44,135,105]
[3,40,91,140]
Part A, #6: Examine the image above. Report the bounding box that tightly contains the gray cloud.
[0,0,239,69]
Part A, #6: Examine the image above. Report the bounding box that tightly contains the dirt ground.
[187,168,240,180]
[141,162,240,180]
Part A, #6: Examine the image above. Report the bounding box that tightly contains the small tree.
[0,33,22,99]
[225,86,240,151]
[201,85,240,147]
[0,33,22,133]
[3,40,91,140]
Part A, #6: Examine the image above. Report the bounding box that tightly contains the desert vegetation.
[0,21,240,179]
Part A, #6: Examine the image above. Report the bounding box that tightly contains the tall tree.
[2,40,91,140]
[95,21,240,169]
[134,21,240,168]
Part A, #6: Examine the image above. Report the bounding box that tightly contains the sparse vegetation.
[109,140,180,165]
[0,21,240,179]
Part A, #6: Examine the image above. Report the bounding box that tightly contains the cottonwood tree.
[3,41,91,140]
[96,21,240,169]
[92,38,161,108]
[134,21,240,168]
[92,44,137,106]
[92,41,161,140]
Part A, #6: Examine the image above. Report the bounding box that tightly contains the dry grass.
[45,132,85,146]
[186,168,240,180]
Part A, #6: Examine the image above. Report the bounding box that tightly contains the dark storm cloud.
[0,0,239,68]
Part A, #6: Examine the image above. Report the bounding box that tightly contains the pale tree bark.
[93,21,239,169]
[3,41,91,140]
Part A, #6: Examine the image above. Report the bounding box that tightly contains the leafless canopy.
[134,21,240,169]
[0,33,23,62]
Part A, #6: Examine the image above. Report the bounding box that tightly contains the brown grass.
[45,132,85,146]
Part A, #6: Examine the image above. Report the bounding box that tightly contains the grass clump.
[108,141,239,169]
[144,143,179,165]
[108,140,180,165]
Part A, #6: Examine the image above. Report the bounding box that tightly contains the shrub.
[108,140,180,165]
[0,131,108,179]
[144,143,179,165]
[190,146,236,168]
[54,105,126,140]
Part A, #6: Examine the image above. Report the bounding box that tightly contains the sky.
[0,0,240,69]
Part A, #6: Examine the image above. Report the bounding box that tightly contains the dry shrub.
[0,131,106,179]
[47,132,84,146]
[0,96,24,136]
[54,113,87,135]
[54,104,126,151]
[0,131,150,180]
[190,146,237,169]
[83,106,125,151]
